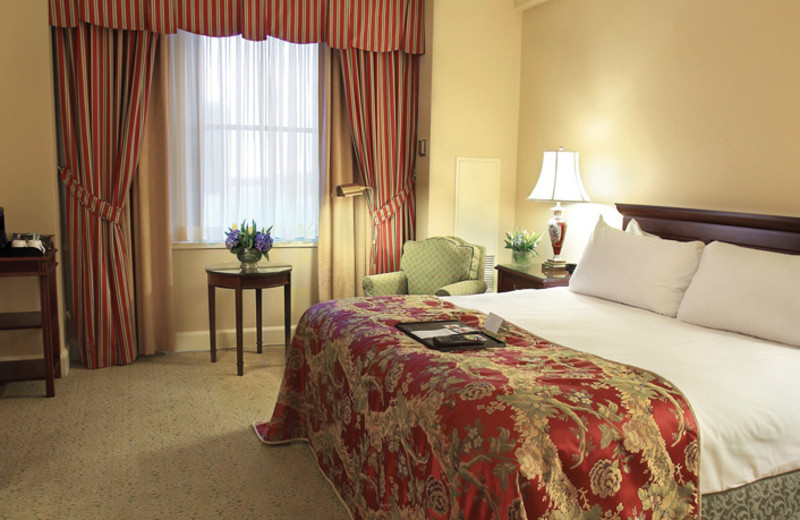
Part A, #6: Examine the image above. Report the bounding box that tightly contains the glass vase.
[236,248,263,272]
[512,250,533,265]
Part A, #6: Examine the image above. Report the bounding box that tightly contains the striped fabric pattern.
[53,25,158,368]
[247,0,327,43]
[340,48,419,274]
[49,0,425,53]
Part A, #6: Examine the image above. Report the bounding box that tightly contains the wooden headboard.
[616,203,800,255]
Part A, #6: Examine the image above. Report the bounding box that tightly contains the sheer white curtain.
[168,31,319,242]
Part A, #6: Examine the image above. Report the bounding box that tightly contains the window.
[168,31,319,243]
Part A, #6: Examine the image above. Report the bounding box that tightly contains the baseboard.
[4,329,290,366]
[175,325,294,352]
[0,354,41,362]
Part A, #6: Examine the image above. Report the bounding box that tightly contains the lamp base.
[542,257,568,273]
[543,257,566,268]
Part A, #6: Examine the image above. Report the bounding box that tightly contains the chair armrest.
[435,279,488,297]
[363,271,409,296]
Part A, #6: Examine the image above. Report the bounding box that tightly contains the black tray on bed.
[396,320,505,351]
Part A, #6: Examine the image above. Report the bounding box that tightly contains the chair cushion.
[446,236,485,281]
[401,237,476,295]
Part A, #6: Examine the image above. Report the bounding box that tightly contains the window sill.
[171,240,317,251]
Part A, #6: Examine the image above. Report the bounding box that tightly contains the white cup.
[11,239,26,248]
[27,239,45,253]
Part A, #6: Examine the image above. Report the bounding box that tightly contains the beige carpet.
[0,349,351,520]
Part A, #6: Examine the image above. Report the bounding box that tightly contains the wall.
[418,0,522,265]
[414,0,433,238]
[0,0,64,361]
[517,0,800,262]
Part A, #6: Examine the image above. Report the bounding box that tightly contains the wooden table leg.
[284,274,291,356]
[48,265,61,379]
[40,273,55,397]
[235,281,244,376]
[256,288,263,354]
[208,281,217,363]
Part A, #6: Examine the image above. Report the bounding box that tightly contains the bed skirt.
[703,469,800,519]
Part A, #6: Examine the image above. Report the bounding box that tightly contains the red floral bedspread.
[254,295,699,519]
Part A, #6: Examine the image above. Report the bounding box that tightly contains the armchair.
[362,236,487,297]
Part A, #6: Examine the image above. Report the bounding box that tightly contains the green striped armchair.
[362,236,487,297]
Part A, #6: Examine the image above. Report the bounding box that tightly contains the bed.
[254,204,800,519]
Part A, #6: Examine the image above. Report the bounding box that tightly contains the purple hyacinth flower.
[225,229,240,250]
[254,232,273,253]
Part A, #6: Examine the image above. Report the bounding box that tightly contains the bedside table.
[495,263,571,292]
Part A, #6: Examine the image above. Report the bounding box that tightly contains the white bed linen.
[444,288,800,494]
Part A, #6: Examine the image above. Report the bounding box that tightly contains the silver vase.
[236,248,262,272]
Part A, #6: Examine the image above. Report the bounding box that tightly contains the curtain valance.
[49,0,425,54]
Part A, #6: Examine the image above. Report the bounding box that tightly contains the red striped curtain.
[49,0,425,53]
[340,49,418,273]
[53,24,158,368]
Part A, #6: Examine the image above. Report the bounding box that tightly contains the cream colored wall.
[0,1,63,360]
[419,0,522,264]
[414,0,434,236]
[518,0,800,262]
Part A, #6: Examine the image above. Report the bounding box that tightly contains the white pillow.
[569,217,705,316]
[625,218,655,237]
[677,241,800,347]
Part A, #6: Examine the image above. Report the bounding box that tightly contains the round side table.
[206,263,292,376]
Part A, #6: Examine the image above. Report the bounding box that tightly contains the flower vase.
[237,248,262,272]
[512,250,532,265]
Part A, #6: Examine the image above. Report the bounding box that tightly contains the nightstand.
[495,263,571,292]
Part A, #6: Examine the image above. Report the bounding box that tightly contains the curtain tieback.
[59,167,124,224]
[373,179,414,225]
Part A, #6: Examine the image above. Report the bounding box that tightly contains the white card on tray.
[484,312,504,334]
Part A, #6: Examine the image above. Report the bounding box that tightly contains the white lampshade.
[527,147,591,203]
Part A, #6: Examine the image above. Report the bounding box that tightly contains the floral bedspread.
[254,295,699,519]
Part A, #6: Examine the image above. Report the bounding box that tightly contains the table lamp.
[526,147,591,271]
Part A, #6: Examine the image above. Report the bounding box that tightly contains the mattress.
[444,287,800,494]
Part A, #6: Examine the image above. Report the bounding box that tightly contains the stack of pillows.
[568,216,800,348]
